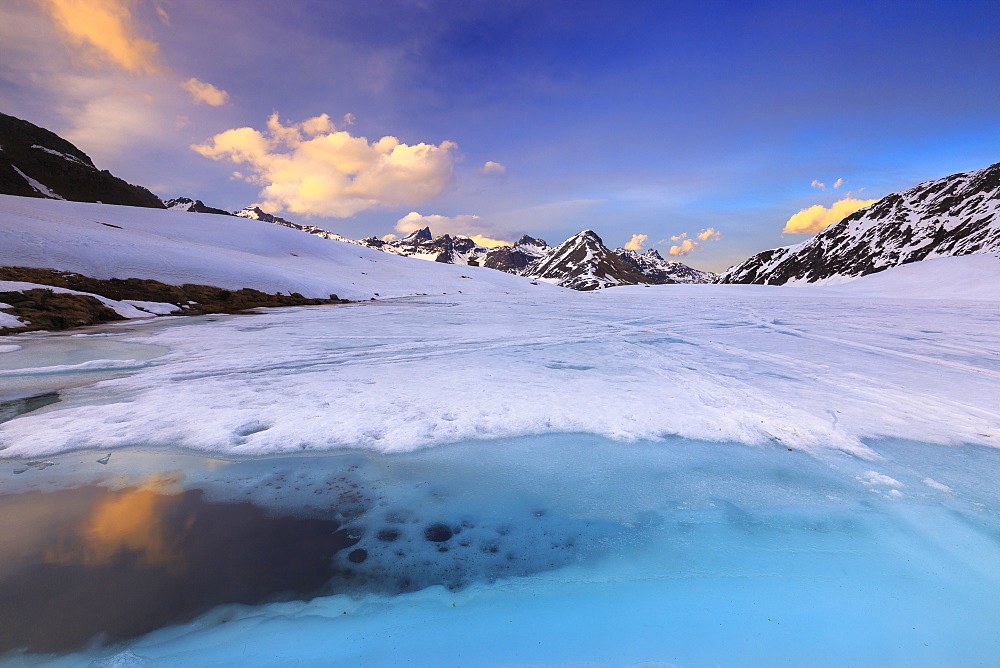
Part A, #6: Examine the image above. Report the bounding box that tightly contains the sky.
[1,0,998,271]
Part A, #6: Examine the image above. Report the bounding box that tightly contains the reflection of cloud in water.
[47,476,184,568]
[0,481,349,654]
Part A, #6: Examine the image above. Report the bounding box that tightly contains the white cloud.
[833,178,845,189]
[696,227,722,241]
[193,114,459,218]
[181,78,229,106]
[783,197,878,234]
[624,234,648,251]
[481,160,506,176]
[810,180,826,190]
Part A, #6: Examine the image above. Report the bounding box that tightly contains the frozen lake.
[1,287,999,665]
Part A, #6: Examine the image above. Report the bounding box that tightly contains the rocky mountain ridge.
[0,112,164,209]
[718,161,1000,285]
[164,197,232,216]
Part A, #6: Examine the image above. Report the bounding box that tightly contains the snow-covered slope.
[523,230,652,290]
[821,253,1000,301]
[614,247,715,284]
[718,161,1000,285]
[0,196,554,301]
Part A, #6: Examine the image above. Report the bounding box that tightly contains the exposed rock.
[0,112,164,208]
[0,267,349,334]
[163,197,232,216]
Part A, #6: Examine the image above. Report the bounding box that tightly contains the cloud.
[36,0,164,74]
[833,178,845,189]
[811,180,825,190]
[193,113,459,218]
[181,77,229,106]
[481,160,506,176]
[669,238,702,257]
[470,236,511,248]
[662,228,721,256]
[783,197,879,234]
[624,234,648,251]
[395,212,510,246]
[381,233,398,242]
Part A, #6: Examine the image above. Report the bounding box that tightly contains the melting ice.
[0,286,998,665]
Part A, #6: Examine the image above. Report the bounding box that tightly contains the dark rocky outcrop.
[163,197,232,216]
[0,267,349,334]
[0,112,164,208]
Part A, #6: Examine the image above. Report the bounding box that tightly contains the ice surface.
[1,278,997,458]
[16,435,1000,666]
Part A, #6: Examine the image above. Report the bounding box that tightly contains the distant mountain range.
[3,111,997,291]
[226,212,715,289]
[0,112,163,209]
[718,161,1000,284]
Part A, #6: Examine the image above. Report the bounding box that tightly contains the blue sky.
[1,0,998,270]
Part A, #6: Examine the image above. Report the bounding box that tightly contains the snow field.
[0,195,552,301]
[1,277,998,458]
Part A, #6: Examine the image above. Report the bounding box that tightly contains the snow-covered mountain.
[481,235,550,273]
[163,197,232,216]
[613,247,715,284]
[522,230,651,290]
[358,227,492,265]
[718,161,1000,285]
[235,206,356,244]
[0,112,163,209]
[230,207,711,291]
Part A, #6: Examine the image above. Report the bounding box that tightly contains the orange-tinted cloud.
[624,234,648,251]
[194,114,458,218]
[35,0,164,74]
[669,237,702,256]
[43,476,183,568]
[783,197,878,234]
[696,227,722,241]
[181,77,229,106]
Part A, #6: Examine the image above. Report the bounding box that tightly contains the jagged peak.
[563,229,604,245]
[515,234,547,248]
[401,226,433,243]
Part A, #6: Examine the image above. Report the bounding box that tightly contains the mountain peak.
[401,227,433,243]
[717,160,1000,285]
[524,229,648,290]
